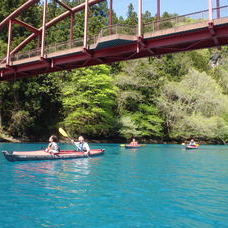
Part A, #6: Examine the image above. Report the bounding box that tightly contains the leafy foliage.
[1,1,228,144]
[158,69,228,140]
[119,116,140,139]
[61,65,118,138]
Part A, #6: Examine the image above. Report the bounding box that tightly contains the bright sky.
[112,0,227,18]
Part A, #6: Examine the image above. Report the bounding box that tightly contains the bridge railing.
[11,38,84,61]
[143,5,228,33]
[88,34,99,46]
[98,24,137,38]
[46,38,84,54]
[212,5,228,18]
[143,9,209,33]
[11,48,40,62]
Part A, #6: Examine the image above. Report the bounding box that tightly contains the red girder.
[1,20,228,81]
[1,0,106,62]
[208,22,220,47]
[55,0,72,12]
[1,1,228,81]
[0,0,39,30]
[12,19,40,34]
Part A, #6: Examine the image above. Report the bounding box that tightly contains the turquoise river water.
[0,143,227,228]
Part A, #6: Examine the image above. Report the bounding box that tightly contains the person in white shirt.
[189,139,196,146]
[71,136,90,155]
[45,135,60,154]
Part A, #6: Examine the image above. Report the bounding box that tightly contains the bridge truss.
[0,0,228,80]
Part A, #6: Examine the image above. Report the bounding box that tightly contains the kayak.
[185,145,199,150]
[125,144,144,149]
[2,149,105,162]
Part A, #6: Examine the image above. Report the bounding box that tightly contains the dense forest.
[1,0,228,143]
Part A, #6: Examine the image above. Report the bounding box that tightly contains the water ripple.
[0,143,227,227]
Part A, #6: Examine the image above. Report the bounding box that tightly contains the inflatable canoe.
[2,149,104,162]
[125,144,144,149]
[185,145,199,150]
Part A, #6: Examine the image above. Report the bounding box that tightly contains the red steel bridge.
[0,0,228,80]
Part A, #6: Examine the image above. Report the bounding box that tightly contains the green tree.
[119,116,140,139]
[61,65,118,138]
[132,104,164,137]
[115,59,165,139]
[0,74,62,140]
[158,69,228,140]
[125,3,138,26]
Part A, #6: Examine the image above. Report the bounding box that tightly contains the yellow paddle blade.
[120,144,125,147]
[59,128,69,138]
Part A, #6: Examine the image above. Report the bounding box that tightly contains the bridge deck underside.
[1,17,228,81]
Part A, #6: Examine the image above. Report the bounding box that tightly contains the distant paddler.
[185,139,199,150]
[125,138,144,149]
[129,138,138,146]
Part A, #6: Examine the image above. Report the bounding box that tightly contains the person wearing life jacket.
[130,138,138,146]
[189,139,196,146]
[71,136,90,155]
[45,135,60,155]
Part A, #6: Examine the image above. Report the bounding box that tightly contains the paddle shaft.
[59,128,79,151]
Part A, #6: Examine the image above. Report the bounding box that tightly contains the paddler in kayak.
[129,138,138,146]
[188,139,197,146]
[71,136,90,155]
[45,135,60,155]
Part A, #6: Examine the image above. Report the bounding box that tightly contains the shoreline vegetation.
[1,2,228,144]
[0,134,226,145]
[0,131,20,143]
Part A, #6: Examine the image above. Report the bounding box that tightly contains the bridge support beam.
[109,0,113,26]
[208,0,213,21]
[41,0,47,58]
[208,22,220,48]
[55,0,74,42]
[109,0,113,34]
[70,13,74,42]
[138,0,142,37]
[157,0,160,29]
[12,19,40,34]
[0,0,39,31]
[137,0,143,53]
[6,20,12,66]
[216,0,220,19]
[84,0,89,49]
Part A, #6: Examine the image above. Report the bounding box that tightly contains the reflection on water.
[13,158,92,176]
[11,156,104,195]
